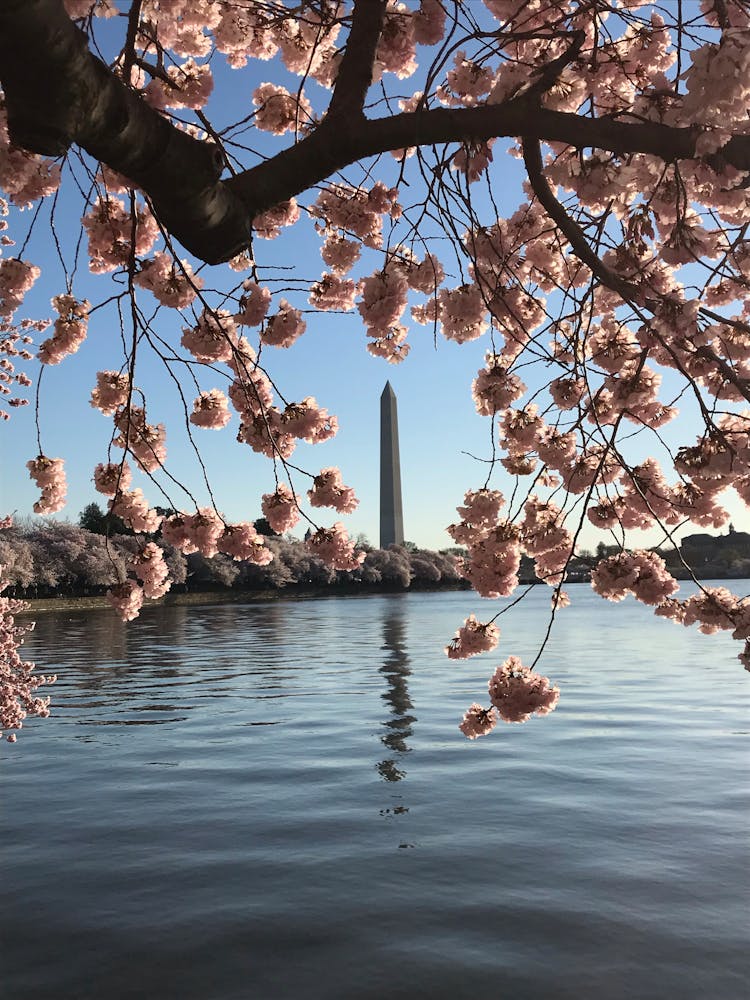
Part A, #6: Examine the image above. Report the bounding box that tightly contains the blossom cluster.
[190,389,231,429]
[37,295,90,366]
[133,252,202,309]
[109,487,162,534]
[83,197,159,273]
[305,523,365,571]
[0,317,35,419]
[591,550,679,606]
[447,489,521,598]
[307,468,359,514]
[160,508,272,566]
[113,406,167,473]
[261,483,301,535]
[486,657,560,725]
[27,455,67,515]
[0,258,39,320]
[1,520,55,743]
[445,614,500,659]
[458,656,560,739]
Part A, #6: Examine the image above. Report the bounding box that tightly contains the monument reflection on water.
[377,601,415,783]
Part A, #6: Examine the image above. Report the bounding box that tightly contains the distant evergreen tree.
[253,517,278,537]
[78,502,131,536]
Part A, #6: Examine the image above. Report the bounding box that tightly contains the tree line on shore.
[0,504,466,599]
[2,503,747,603]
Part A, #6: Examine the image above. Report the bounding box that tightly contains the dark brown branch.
[0,0,251,262]
[519,29,585,101]
[520,134,637,299]
[326,0,386,122]
[226,101,750,233]
[120,0,142,83]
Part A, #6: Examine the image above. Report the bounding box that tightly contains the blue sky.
[2,6,747,551]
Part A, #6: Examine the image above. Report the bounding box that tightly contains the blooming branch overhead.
[1,0,750,741]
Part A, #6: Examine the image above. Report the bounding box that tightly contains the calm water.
[2,587,749,1000]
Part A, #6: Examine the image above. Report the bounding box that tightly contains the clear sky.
[2,6,748,552]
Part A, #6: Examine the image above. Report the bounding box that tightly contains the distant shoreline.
[15,581,473,615]
[14,573,750,616]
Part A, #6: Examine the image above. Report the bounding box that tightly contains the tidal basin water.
[2,586,749,1000]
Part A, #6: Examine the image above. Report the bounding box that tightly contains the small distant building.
[680,528,750,564]
[380,382,404,548]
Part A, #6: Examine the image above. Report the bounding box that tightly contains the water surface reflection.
[2,590,748,1000]
[377,601,415,782]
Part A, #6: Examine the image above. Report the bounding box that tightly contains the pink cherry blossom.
[261,484,301,534]
[181,309,238,363]
[253,82,313,134]
[252,199,300,239]
[0,530,55,742]
[190,389,231,429]
[130,542,171,599]
[90,370,130,415]
[262,301,306,348]
[307,467,359,513]
[113,406,166,472]
[145,59,214,110]
[445,614,500,659]
[309,274,357,312]
[235,280,271,326]
[162,508,224,558]
[83,197,159,273]
[218,523,273,564]
[282,397,338,443]
[109,488,162,534]
[27,455,67,514]
[93,460,132,497]
[437,285,489,343]
[321,234,361,276]
[107,579,144,622]
[358,268,409,334]
[487,657,560,724]
[37,294,90,365]
[458,703,498,740]
[0,258,40,319]
[305,523,365,571]
[472,354,526,415]
[592,550,678,606]
[134,252,202,309]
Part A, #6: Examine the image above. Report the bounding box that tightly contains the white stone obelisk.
[380,381,404,548]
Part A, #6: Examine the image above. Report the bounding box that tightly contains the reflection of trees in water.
[377,600,416,783]
[35,605,194,700]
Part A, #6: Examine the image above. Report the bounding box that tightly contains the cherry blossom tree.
[0,518,55,743]
[2,0,750,741]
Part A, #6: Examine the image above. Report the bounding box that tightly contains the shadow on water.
[376,599,416,784]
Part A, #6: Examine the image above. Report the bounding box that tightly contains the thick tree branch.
[0,0,252,263]
[3,0,750,266]
[325,0,386,122]
[226,102,740,220]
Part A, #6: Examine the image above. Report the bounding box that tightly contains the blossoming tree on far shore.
[2,0,750,740]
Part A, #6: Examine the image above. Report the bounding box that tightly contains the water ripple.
[2,588,748,1000]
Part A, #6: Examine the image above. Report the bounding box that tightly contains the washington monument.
[380,381,404,548]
